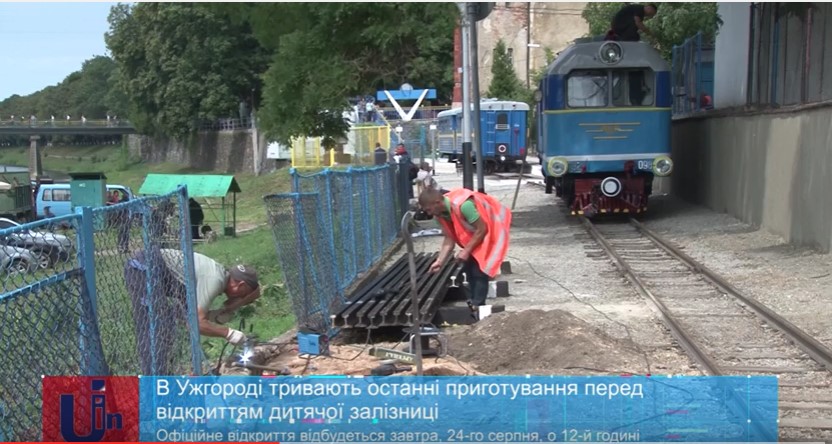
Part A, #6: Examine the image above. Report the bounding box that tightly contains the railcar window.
[567,70,608,107]
[438,118,453,132]
[612,69,655,106]
[496,112,509,130]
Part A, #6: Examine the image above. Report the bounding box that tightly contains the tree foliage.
[0,56,125,120]
[486,40,526,101]
[105,2,270,138]
[212,3,458,146]
[582,2,722,59]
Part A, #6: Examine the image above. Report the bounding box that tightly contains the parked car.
[0,244,39,276]
[0,217,74,269]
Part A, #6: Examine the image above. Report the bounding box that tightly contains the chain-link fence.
[747,3,832,107]
[344,125,391,165]
[290,136,334,169]
[389,119,438,161]
[672,32,715,116]
[264,165,400,338]
[0,186,201,441]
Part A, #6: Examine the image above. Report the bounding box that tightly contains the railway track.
[581,216,832,441]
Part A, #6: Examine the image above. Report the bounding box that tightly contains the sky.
[0,2,115,101]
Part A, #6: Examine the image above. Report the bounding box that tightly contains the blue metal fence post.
[290,168,300,192]
[347,168,357,279]
[361,171,372,271]
[75,206,107,376]
[375,169,383,259]
[323,171,340,290]
[176,185,202,375]
[138,200,158,374]
[294,194,309,319]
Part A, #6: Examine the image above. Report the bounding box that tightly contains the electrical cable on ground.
[327,329,373,362]
[507,254,653,375]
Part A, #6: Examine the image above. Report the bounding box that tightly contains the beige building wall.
[477,2,589,92]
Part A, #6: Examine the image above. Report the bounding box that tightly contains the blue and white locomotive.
[437,99,529,174]
[534,39,673,216]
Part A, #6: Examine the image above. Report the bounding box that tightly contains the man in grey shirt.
[124,247,260,375]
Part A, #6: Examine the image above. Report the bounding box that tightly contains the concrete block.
[496,280,510,297]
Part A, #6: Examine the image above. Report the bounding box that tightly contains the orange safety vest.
[436,188,512,278]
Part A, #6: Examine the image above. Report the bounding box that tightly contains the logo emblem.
[43,376,139,442]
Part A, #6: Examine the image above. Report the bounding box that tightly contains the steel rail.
[630,217,832,371]
[579,216,721,375]
[581,216,776,442]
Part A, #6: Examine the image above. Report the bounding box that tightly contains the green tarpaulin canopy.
[138,173,241,237]
[138,174,241,197]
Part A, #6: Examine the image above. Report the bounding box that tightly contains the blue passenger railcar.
[437,100,529,174]
[535,40,673,216]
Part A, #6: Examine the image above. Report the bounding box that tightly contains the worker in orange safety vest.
[418,187,512,308]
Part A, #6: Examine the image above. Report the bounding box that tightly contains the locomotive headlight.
[547,157,568,177]
[599,42,623,65]
[500,155,506,162]
[653,156,673,176]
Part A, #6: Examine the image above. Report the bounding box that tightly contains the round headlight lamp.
[547,157,569,177]
[653,156,673,176]
[599,42,623,65]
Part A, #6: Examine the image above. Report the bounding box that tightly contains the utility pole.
[526,2,532,88]
[458,2,493,192]
[458,3,474,190]
[470,3,485,193]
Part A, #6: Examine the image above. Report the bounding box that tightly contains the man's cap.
[229,264,259,289]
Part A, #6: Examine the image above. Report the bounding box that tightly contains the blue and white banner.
[139,375,778,442]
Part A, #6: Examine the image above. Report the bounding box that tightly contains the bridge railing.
[198,117,254,131]
[0,119,134,129]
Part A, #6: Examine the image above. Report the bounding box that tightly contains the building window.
[507,47,514,64]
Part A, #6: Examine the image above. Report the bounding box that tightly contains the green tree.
[486,40,526,101]
[105,2,270,138]
[212,3,458,146]
[581,3,722,59]
[0,55,125,120]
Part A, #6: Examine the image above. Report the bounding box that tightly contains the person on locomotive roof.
[609,3,657,42]
[418,187,511,310]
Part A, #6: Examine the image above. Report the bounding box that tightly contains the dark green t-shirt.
[440,196,480,224]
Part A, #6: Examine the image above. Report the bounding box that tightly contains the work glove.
[225,328,247,346]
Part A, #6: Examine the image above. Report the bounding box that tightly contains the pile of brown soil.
[443,309,648,375]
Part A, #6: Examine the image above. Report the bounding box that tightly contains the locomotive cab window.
[612,69,655,106]
[566,70,608,108]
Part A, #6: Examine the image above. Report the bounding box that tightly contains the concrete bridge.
[0,120,136,136]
